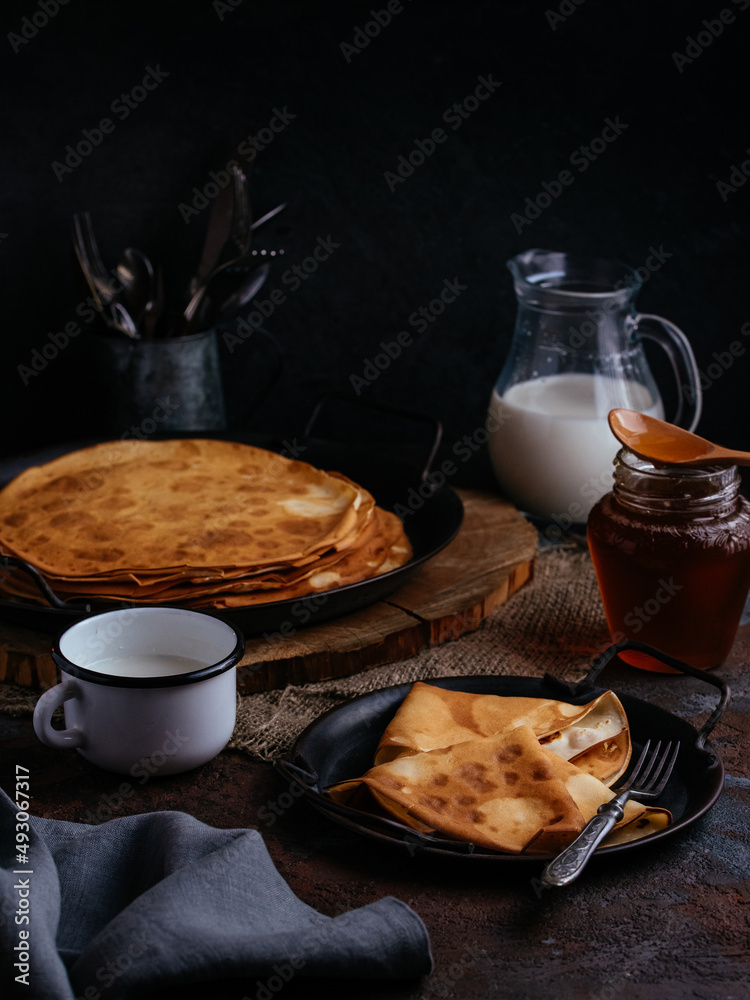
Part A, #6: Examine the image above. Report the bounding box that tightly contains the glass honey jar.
[587,447,750,672]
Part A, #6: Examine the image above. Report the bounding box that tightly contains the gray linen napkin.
[0,789,432,999]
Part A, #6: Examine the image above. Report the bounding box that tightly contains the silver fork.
[540,739,680,887]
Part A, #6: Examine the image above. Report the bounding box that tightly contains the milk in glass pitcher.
[487,249,702,522]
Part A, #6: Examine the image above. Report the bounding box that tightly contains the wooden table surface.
[2,626,749,1000]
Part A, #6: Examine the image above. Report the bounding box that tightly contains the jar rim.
[617,446,738,482]
[613,446,740,514]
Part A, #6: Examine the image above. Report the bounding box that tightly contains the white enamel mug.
[33,607,244,776]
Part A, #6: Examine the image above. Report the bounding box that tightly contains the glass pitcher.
[487,249,702,523]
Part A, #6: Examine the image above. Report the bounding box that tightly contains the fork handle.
[540,795,627,887]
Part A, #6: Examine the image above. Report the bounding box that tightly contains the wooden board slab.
[0,489,538,694]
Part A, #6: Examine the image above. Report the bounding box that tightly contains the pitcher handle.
[634,313,702,431]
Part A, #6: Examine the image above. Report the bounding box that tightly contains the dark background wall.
[1,0,748,485]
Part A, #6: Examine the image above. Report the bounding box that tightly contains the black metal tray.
[274,641,729,862]
[0,395,464,636]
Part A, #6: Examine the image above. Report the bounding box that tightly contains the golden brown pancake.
[0,439,413,610]
[0,439,363,575]
[374,682,630,785]
[328,724,670,854]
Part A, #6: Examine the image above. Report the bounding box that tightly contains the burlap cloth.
[0,538,613,761]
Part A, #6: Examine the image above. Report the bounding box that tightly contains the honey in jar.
[587,447,750,672]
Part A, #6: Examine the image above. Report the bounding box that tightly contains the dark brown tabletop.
[2,627,749,1000]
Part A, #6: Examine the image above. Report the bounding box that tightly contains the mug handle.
[33,679,86,749]
[634,313,702,431]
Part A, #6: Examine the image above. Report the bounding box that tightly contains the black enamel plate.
[275,652,727,862]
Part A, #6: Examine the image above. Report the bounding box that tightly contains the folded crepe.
[327,724,671,855]
[374,681,631,785]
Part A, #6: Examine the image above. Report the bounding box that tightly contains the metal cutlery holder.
[92,328,228,433]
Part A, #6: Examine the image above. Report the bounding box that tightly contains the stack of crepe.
[0,439,412,610]
[327,682,672,855]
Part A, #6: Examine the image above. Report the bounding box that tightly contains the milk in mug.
[487,372,663,521]
[87,654,208,678]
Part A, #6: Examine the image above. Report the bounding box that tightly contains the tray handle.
[301,391,443,481]
[273,757,319,789]
[563,639,730,752]
[1,555,92,613]
[273,758,479,856]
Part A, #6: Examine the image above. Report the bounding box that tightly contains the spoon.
[211,261,271,325]
[181,252,251,325]
[116,247,155,329]
[176,200,288,335]
[608,409,750,467]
